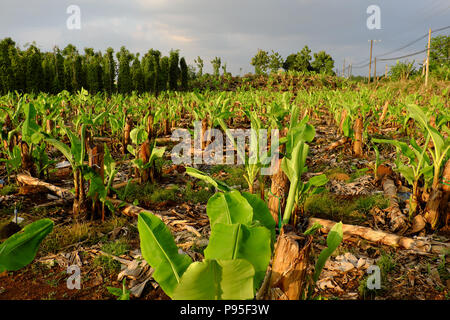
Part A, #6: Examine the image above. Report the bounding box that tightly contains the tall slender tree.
[25,44,43,93]
[179,57,188,90]
[159,56,169,92]
[168,50,180,91]
[131,53,144,93]
[0,38,16,93]
[116,46,132,94]
[103,47,116,95]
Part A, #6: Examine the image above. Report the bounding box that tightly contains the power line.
[350,25,450,68]
[377,48,429,61]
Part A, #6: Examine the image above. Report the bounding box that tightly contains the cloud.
[0,0,448,75]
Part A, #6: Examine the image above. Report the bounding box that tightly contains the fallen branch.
[17,174,73,199]
[324,137,350,151]
[308,217,448,255]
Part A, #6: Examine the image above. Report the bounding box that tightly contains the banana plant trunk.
[88,140,105,221]
[20,141,36,176]
[123,116,132,155]
[353,112,363,158]
[266,225,313,300]
[425,159,450,230]
[268,130,289,226]
[73,169,87,217]
[442,159,450,228]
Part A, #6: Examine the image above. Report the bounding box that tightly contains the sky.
[1,0,449,76]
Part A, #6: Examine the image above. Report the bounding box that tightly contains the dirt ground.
[0,110,448,300]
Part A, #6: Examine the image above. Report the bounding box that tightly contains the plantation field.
[0,77,449,300]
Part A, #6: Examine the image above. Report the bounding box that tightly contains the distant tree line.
[251,46,336,75]
[0,37,189,95]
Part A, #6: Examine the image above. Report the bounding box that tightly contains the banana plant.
[407,105,450,190]
[137,188,275,300]
[373,135,433,217]
[281,110,328,226]
[0,145,21,182]
[43,123,89,216]
[127,124,165,184]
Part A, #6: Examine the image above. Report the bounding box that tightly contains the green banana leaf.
[185,167,231,192]
[0,218,54,272]
[138,211,193,298]
[241,192,276,243]
[312,222,343,283]
[204,223,271,289]
[206,190,253,228]
[172,259,255,300]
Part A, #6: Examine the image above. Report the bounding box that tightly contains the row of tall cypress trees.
[0,37,189,95]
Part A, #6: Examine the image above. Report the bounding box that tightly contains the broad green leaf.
[396,164,415,186]
[408,105,445,156]
[206,190,253,228]
[307,174,329,187]
[372,138,415,162]
[130,127,147,146]
[44,137,74,168]
[313,222,343,283]
[204,223,271,289]
[241,192,276,242]
[138,212,192,298]
[172,259,255,300]
[185,167,231,192]
[22,103,41,144]
[0,219,54,272]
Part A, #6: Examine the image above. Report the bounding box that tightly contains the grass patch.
[41,217,130,254]
[437,255,449,281]
[183,181,214,204]
[101,239,130,256]
[116,182,180,204]
[305,191,389,222]
[209,165,247,189]
[354,194,389,214]
[93,255,121,273]
[0,184,17,196]
[377,252,397,276]
[358,276,380,299]
[349,167,370,182]
[41,222,91,254]
[149,185,179,203]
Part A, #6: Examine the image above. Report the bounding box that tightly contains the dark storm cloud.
[1,0,449,75]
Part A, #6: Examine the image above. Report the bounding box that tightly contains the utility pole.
[348,64,352,78]
[422,58,426,76]
[374,57,377,83]
[343,59,346,78]
[425,28,431,86]
[368,40,373,84]
[368,40,381,84]
[385,64,388,78]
